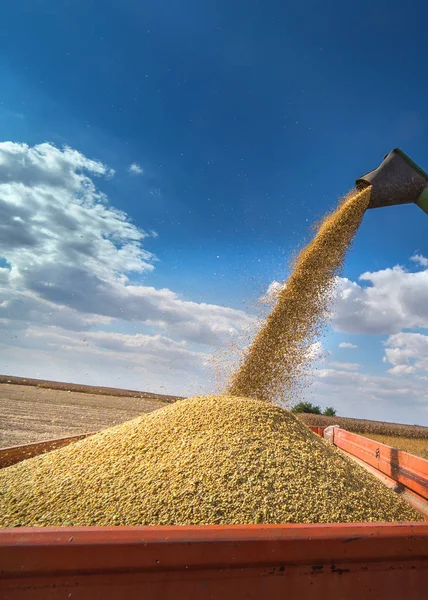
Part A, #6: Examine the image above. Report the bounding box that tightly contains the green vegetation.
[292,402,336,417]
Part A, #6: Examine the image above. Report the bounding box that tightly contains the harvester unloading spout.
[356,148,428,214]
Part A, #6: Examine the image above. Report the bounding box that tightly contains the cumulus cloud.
[0,141,251,348]
[129,163,143,175]
[332,266,428,334]
[317,369,410,398]
[410,254,428,268]
[25,271,251,346]
[0,141,115,188]
[23,327,205,369]
[0,142,153,284]
[0,323,208,396]
[384,332,428,375]
[0,288,110,331]
[387,365,417,376]
[260,280,286,307]
[312,368,428,423]
[327,361,360,371]
[257,258,428,422]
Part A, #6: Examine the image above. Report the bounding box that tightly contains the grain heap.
[0,395,421,526]
[227,187,371,403]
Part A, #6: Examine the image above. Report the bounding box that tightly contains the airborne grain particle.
[0,395,421,526]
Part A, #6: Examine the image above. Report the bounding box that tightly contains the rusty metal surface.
[332,428,428,500]
[0,432,95,469]
[1,523,427,599]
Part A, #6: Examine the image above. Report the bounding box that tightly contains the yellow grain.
[0,395,421,526]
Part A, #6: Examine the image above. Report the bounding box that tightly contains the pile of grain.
[227,187,371,403]
[0,395,420,527]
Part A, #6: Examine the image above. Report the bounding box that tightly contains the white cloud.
[260,280,286,307]
[129,163,143,175]
[327,361,360,371]
[332,266,428,334]
[387,365,417,376]
[384,332,428,375]
[410,254,428,268]
[312,368,428,424]
[0,141,115,187]
[0,141,251,349]
[0,142,152,284]
[0,141,256,396]
[338,342,357,349]
[0,288,110,331]
[24,326,205,370]
[0,323,209,396]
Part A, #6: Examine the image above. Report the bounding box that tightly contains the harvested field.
[297,413,428,440]
[363,434,428,460]
[3,377,427,449]
[0,383,169,448]
[0,375,182,403]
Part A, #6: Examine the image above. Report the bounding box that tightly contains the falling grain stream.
[227,187,372,404]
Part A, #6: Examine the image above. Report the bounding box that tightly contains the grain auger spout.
[356,148,428,214]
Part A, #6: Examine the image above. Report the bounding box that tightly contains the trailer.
[1,425,427,599]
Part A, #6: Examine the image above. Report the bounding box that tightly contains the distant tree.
[323,407,337,417]
[291,402,322,415]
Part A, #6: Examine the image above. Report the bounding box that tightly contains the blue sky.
[1,0,428,424]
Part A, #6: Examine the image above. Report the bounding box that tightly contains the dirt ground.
[0,374,181,402]
[0,384,168,447]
